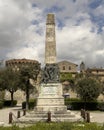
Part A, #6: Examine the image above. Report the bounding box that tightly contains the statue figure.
[41,63,60,83]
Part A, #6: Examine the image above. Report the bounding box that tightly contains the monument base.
[36,83,67,112]
[15,83,82,124]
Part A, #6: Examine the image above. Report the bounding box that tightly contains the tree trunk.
[11,91,14,107]
[26,81,29,110]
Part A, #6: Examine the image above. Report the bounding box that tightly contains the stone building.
[6,58,40,70]
[86,68,104,82]
[5,58,40,104]
[80,61,86,73]
[57,60,78,77]
[57,60,78,98]
[79,62,104,101]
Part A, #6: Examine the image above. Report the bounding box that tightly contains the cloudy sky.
[0,0,104,68]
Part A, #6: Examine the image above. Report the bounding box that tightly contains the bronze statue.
[41,63,60,83]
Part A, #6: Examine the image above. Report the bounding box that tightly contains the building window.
[69,66,71,70]
[63,66,65,70]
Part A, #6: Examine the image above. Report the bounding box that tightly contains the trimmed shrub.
[70,101,98,110]
[3,100,17,107]
[22,99,37,109]
[65,98,98,110]
[98,102,104,111]
[0,101,4,109]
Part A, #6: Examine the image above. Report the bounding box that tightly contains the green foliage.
[0,123,104,130]
[65,98,98,110]
[98,102,104,111]
[60,72,73,82]
[70,101,98,110]
[22,99,37,109]
[76,77,102,101]
[3,100,17,107]
[19,65,40,109]
[65,98,80,106]
[0,91,5,99]
[0,100,4,109]
[0,68,20,106]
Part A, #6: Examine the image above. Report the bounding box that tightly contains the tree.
[60,72,73,82]
[76,77,102,102]
[19,64,40,109]
[0,68,19,106]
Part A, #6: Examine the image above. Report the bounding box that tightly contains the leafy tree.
[76,77,102,102]
[0,68,19,106]
[19,64,40,109]
[60,72,75,92]
[60,72,73,82]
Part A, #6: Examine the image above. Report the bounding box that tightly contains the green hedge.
[22,99,37,109]
[98,102,104,111]
[65,98,98,110]
[3,100,17,107]
[0,101,4,109]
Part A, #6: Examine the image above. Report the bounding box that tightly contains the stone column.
[45,14,56,64]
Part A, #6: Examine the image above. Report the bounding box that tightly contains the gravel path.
[0,105,22,126]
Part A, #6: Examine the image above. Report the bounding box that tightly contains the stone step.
[15,116,81,124]
[26,113,75,118]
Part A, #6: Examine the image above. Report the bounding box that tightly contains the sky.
[0,0,104,68]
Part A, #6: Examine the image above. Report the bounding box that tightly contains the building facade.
[6,58,40,70]
[58,60,78,77]
[86,68,104,82]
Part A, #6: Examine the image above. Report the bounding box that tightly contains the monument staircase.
[15,109,82,124]
[14,83,82,124]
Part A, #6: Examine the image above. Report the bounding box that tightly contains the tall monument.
[45,14,56,64]
[36,14,65,112]
[18,14,81,123]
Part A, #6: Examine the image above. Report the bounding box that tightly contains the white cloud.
[0,0,104,68]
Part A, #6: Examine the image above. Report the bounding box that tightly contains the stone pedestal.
[15,83,82,124]
[36,83,67,112]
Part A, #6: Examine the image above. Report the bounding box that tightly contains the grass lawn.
[0,122,104,130]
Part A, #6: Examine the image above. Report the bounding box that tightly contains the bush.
[22,99,37,109]
[65,98,98,110]
[70,101,98,110]
[3,100,17,107]
[98,102,104,111]
[65,98,81,106]
[0,101,4,109]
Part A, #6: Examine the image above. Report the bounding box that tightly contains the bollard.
[23,109,26,116]
[47,111,51,122]
[81,109,86,120]
[81,109,84,117]
[9,112,12,124]
[17,111,20,118]
[86,111,90,123]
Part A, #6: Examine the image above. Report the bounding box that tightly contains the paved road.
[0,107,104,126]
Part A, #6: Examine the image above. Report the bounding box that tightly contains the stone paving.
[0,106,104,126]
[73,110,104,124]
[0,105,22,126]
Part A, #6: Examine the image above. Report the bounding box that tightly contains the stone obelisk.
[45,14,56,64]
[17,14,81,123]
[36,14,65,112]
